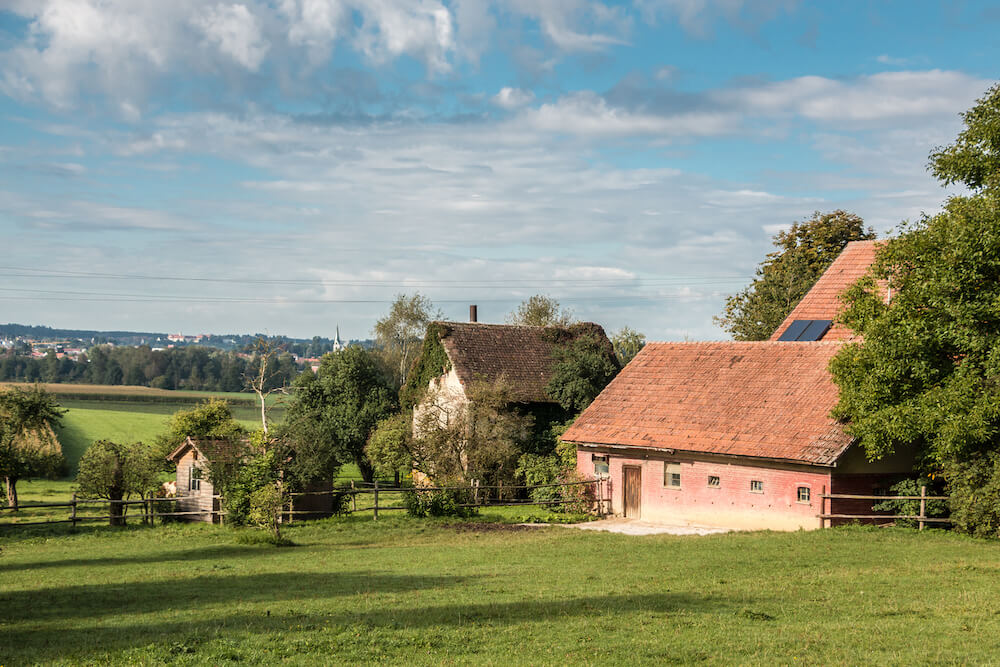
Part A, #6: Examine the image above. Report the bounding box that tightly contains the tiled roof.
[167,436,251,464]
[561,341,852,466]
[770,240,882,342]
[435,321,614,403]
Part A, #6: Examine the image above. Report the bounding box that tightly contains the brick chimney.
[469,304,478,322]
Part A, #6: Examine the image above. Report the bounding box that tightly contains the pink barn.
[562,241,912,530]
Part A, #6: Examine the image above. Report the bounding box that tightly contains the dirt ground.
[566,518,731,536]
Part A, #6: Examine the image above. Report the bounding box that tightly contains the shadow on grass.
[0,543,292,574]
[2,571,472,621]
[3,590,735,662]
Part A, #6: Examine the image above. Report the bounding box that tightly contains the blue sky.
[0,0,996,340]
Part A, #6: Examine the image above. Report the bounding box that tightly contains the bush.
[404,487,477,518]
[872,478,948,528]
[946,453,1000,538]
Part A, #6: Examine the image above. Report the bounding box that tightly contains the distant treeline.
[0,345,299,392]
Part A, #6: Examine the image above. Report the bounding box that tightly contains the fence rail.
[819,486,950,530]
[1,478,611,530]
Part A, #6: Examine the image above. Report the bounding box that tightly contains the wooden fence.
[0,478,611,530]
[819,486,951,530]
[0,494,223,528]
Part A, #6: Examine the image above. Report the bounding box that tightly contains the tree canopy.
[282,346,398,483]
[372,293,441,389]
[610,327,646,366]
[829,84,1000,536]
[506,295,575,327]
[929,83,1000,191]
[716,210,875,340]
[76,440,159,525]
[545,333,620,413]
[0,385,66,508]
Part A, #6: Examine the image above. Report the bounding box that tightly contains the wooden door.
[623,466,641,518]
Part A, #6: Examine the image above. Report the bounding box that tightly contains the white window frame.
[190,465,202,491]
[796,486,811,503]
[664,462,681,489]
[707,475,721,488]
[749,479,764,494]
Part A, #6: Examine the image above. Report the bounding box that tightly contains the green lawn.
[54,406,262,475]
[1,521,998,664]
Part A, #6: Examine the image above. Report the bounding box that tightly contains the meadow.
[2,519,999,665]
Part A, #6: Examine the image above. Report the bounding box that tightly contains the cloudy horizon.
[1,1,996,341]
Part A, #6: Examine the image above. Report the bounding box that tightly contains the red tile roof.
[435,321,615,403]
[770,240,882,342]
[561,341,852,466]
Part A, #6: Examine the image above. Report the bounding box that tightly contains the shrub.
[945,453,1000,538]
[871,478,947,528]
[404,487,476,518]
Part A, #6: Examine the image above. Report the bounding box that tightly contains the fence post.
[71,492,77,528]
[819,485,826,529]
[373,480,379,521]
[473,479,479,506]
[288,495,295,524]
[596,479,604,518]
[351,480,357,512]
[919,485,927,531]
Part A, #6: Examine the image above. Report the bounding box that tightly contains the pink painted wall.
[578,448,832,531]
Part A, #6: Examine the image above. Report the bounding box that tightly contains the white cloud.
[353,0,455,72]
[193,3,270,71]
[493,86,534,109]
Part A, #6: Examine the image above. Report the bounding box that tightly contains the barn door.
[623,466,641,518]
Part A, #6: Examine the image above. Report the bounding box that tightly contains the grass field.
[0,383,277,476]
[2,521,999,664]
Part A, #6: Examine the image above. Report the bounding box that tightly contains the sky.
[0,1,997,342]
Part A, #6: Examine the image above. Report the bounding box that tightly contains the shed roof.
[167,436,249,464]
[770,240,881,342]
[433,321,614,404]
[561,341,852,466]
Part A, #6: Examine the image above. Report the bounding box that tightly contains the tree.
[929,83,1000,191]
[365,412,412,483]
[545,333,620,413]
[76,440,159,525]
[410,377,530,486]
[244,337,289,434]
[151,398,247,469]
[373,293,441,389]
[829,85,1000,536]
[610,327,646,366]
[282,346,397,483]
[506,295,575,327]
[0,385,66,509]
[715,210,876,340]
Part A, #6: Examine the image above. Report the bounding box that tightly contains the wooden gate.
[623,466,641,518]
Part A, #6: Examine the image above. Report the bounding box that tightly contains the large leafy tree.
[373,293,441,390]
[610,327,646,366]
[545,333,620,413]
[0,386,66,509]
[151,398,247,468]
[76,440,160,526]
[716,210,875,340]
[830,84,1000,536]
[282,346,398,483]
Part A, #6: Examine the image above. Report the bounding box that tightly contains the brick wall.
[578,447,832,531]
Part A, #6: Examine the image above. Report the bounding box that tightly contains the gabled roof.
[433,321,615,404]
[770,240,882,342]
[167,436,249,464]
[561,341,853,466]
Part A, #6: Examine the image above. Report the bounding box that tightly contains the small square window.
[797,486,811,503]
[592,454,609,476]
[707,475,720,488]
[750,480,763,493]
[664,463,681,488]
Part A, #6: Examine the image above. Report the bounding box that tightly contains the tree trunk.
[357,456,375,483]
[5,476,18,511]
[109,489,125,526]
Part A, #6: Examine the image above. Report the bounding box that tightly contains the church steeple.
[333,326,344,352]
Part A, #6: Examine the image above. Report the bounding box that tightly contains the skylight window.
[777,320,832,342]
